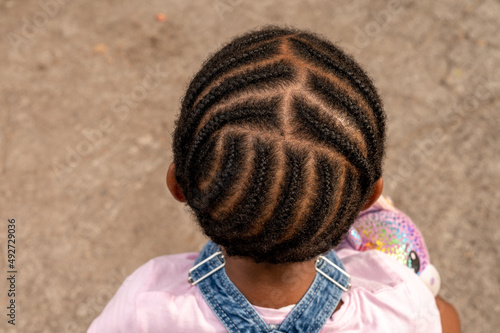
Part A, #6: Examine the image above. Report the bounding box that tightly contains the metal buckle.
[188,251,225,286]
[315,255,351,292]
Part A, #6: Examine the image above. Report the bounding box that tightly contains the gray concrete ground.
[0,0,499,332]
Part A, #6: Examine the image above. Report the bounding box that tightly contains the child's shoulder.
[330,248,441,332]
[88,252,215,333]
[133,252,199,291]
[339,247,410,292]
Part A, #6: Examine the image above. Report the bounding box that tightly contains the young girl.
[88,25,459,332]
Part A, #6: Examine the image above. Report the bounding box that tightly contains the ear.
[166,163,186,203]
[362,177,383,210]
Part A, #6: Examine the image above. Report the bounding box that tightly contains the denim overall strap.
[188,241,350,333]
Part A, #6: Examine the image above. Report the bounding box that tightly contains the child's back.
[88,237,440,332]
[89,25,457,332]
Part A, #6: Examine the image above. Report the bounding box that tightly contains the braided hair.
[172,25,386,263]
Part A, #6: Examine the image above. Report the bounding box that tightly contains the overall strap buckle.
[188,251,225,286]
[315,255,351,292]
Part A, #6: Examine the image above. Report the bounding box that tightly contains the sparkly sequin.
[346,199,430,275]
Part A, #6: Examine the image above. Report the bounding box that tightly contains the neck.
[222,248,317,309]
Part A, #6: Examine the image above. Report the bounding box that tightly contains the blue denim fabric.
[188,241,350,333]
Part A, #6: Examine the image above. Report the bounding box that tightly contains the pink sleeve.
[335,248,442,332]
[408,275,442,333]
[87,261,155,333]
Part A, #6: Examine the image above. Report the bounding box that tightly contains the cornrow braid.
[216,138,278,238]
[184,97,282,192]
[182,40,282,111]
[191,133,247,212]
[307,72,379,176]
[172,25,387,263]
[224,146,309,259]
[181,27,296,112]
[261,153,340,263]
[291,95,374,192]
[303,165,361,259]
[290,38,386,179]
[288,37,386,142]
[174,61,295,184]
[295,32,381,98]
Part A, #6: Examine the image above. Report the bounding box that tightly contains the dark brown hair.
[172,25,386,263]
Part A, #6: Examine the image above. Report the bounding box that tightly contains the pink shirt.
[88,247,441,332]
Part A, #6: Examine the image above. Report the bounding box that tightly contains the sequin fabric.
[346,197,430,275]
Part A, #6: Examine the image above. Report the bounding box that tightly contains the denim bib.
[188,241,350,333]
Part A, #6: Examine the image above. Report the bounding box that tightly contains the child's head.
[170,25,386,264]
